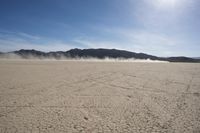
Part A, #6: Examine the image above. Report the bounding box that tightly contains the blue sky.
[0,0,199,57]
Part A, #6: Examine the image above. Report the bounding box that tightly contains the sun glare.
[153,0,181,9]
[159,0,177,5]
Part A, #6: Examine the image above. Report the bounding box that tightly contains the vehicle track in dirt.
[0,60,200,133]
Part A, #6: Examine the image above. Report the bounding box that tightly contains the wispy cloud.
[73,39,122,49]
[0,31,81,52]
[112,29,180,46]
[0,30,40,40]
[0,28,196,56]
[0,38,74,52]
[17,32,41,40]
[75,26,185,56]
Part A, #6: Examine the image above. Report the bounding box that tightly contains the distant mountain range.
[0,48,199,63]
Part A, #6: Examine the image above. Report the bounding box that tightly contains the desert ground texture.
[0,60,200,133]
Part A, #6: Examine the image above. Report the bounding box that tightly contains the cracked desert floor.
[0,60,200,133]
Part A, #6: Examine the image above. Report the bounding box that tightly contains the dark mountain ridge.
[0,48,199,63]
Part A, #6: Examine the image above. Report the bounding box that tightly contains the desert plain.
[0,60,200,133]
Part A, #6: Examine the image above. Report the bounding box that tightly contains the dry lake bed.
[0,60,200,133]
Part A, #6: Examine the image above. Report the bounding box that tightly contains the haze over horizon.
[0,0,200,57]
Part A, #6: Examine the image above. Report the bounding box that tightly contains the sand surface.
[0,60,200,133]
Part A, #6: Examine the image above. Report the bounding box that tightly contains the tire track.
[162,73,195,132]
